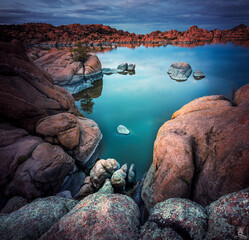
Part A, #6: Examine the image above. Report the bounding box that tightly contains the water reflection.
[80,97,95,114]
[73,79,103,114]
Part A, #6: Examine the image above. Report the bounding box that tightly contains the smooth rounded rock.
[40,193,140,240]
[205,188,249,239]
[193,70,205,80]
[117,125,130,135]
[0,196,78,240]
[128,63,136,71]
[111,164,128,192]
[117,62,128,71]
[168,62,192,81]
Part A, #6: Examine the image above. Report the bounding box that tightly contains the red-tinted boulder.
[40,193,140,240]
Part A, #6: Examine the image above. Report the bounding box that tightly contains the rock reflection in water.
[73,79,103,114]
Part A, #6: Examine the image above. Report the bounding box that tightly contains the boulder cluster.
[102,62,136,76]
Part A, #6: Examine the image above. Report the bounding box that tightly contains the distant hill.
[0,23,248,46]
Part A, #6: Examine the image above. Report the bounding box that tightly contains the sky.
[0,0,249,34]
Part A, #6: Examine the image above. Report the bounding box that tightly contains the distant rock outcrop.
[142,84,249,211]
[0,23,248,47]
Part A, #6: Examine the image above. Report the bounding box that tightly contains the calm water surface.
[74,43,249,178]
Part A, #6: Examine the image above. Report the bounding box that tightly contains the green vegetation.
[72,42,89,64]
[18,155,29,165]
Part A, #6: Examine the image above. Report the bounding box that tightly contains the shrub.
[72,42,89,63]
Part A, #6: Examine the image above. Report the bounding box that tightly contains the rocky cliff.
[0,40,102,207]
[0,23,248,47]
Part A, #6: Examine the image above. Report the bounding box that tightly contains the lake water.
[74,43,249,179]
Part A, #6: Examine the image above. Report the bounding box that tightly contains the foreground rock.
[140,198,207,240]
[206,188,249,239]
[40,194,140,240]
[0,196,78,240]
[0,40,102,205]
[143,84,249,209]
[111,164,128,192]
[168,62,192,81]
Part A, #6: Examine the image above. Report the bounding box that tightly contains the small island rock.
[168,62,192,81]
[193,70,205,80]
[117,125,130,135]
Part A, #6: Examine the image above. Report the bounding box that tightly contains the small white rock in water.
[117,125,130,135]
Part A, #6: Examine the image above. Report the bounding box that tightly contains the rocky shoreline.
[0,39,249,239]
[1,23,249,48]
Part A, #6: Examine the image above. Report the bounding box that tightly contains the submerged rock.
[168,62,192,81]
[117,125,130,135]
[127,163,136,185]
[40,194,140,240]
[117,62,128,71]
[102,68,118,75]
[193,70,205,80]
[75,176,94,200]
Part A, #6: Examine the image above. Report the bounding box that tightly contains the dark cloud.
[0,0,248,33]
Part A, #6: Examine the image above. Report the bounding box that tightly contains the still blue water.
[74,43,249,178]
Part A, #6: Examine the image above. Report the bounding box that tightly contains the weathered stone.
[117,125,130,135]
[98,179,114,194]
[149,84,249,207]
[117,62,128,71]
[168,62,192,81]
[141,164,156,213]
[36,113,80,149]
[5,143,75,200]
[90,159,120,189]
[0,40,77,133]
[0,196,27,214]
[0,196,78,240]
[111,164,128,192]
[147,198,208,240]
[56,190,72,199]
[40,194,140,240]
[75,176,94,199]
[193,70,205,80]
[74,117,102,170]
[205,188,249,239]
[140,222,183,240]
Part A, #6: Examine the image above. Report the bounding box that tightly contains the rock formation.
[1,23,248,47]
[168,62,192,81]
[142,84,249,210]
[0,40,102,206]
[31,49,103,94]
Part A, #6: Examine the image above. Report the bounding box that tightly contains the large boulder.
[40,193,140,240]
[141,198,208,240]
[0,196,78,240]
[34,51,103,94]
[205,188,249,239]
[168,62,192,81]
[143,84,249,208]
[0,40,78,133]
[5,142,75,200]
[0,40,102,202]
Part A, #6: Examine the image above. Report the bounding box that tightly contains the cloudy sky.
[0,0,249,34]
